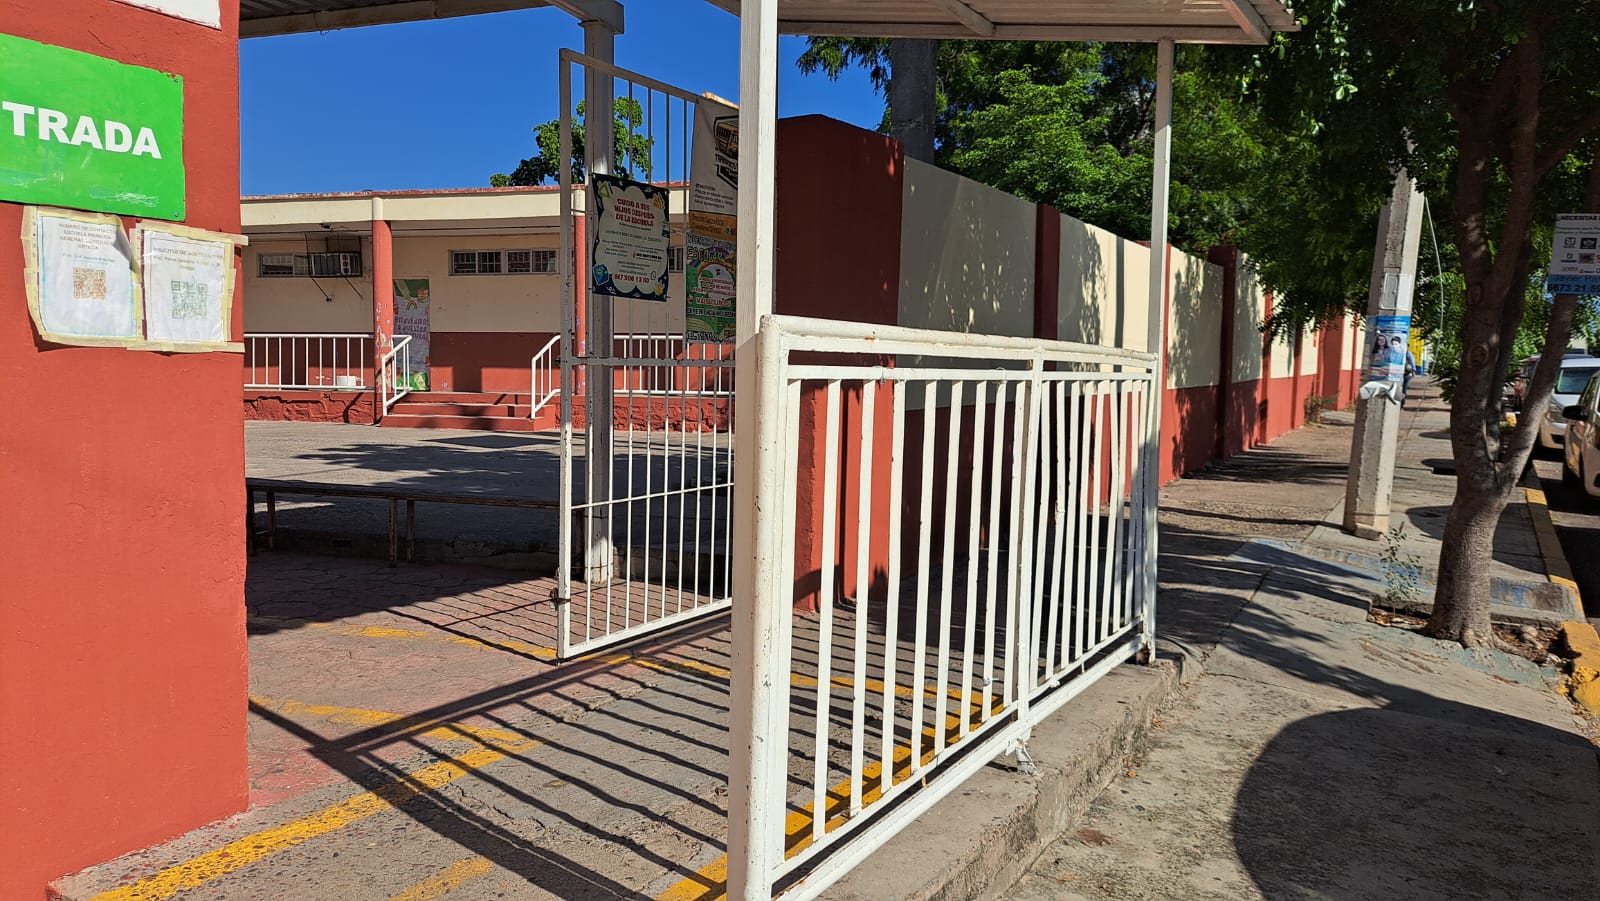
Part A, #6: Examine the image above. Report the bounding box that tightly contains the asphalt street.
[1529,448,1600,619]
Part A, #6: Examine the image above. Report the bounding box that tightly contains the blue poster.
[1366,314,1410,383]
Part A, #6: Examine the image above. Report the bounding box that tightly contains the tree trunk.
[1427,478,1505,647]
[888,39,937,163]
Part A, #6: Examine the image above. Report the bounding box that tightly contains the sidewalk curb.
[1524,486,1582,605]
[827,656,1189,901]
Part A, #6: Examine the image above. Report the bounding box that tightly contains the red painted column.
[1208,247,1238,460]
[0,3,248,897]
[1034,205,1061,342]
[371,208,394,355]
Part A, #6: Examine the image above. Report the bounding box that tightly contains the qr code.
[170,280,208,320]
[72,267,106,301]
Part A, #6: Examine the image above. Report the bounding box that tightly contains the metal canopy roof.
[238,0,622,37]
[706,0,1299,45]
[241,0,1297,44]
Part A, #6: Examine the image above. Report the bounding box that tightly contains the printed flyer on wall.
[590,174,670,300]
[393,278,431,390]
[24,207,141,346]
[138,225,238,350]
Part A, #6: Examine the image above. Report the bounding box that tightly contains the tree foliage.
[801,9,1600,647]
[490,97,653,187]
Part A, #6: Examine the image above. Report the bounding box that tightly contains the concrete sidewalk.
[1010,384,1600,900]
[59,386,1597,901]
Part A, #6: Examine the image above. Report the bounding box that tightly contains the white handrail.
[379,335,414,417]
[244,332,373,390]
[529,335,562,419]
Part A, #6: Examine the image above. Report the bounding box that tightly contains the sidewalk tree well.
[1245,2,1600,646]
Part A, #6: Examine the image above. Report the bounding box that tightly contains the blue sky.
[240,0,884,194]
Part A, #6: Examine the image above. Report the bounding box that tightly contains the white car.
[1539,355,1600,449]
[1563,372,1600,496]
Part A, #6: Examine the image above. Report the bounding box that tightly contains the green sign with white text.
[0,33,185,219]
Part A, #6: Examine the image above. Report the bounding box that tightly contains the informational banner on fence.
[393,278,431,390]
[137,223,242,351]
[687,96,738,341]
[1548,214,1600,296]
[1365,314,1411,383]
[590,174,671,301]
[690,97,738,217]
[22,206,142,347]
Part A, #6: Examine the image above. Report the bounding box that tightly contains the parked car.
[1539,355,1600,449]
[1563,372,1600,496]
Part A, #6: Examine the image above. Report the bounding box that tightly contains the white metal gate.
[556,50,735,659]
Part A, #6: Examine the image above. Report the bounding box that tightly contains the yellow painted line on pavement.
[88,716,538,901]
[657,704,995,901]
[250,695,530,748]
[250,615,559,661]
[387,856,494,901]
[254,614,968,703]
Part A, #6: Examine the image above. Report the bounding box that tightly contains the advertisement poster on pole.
[687,96,738,341]
[22,206,142,347]
[589,174,671,301]
[393,278,431,390]
[1365,314,1411,383]
[1548,214,1600,295]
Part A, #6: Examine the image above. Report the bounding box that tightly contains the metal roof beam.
[1222,0,1270,45]
[240,0,620,38]
[779,21,1264,44]
[928,0,994,37]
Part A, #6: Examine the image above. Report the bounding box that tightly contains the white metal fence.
[244,333,372,390]
[734,314,1158,899]
[530,335,562,419]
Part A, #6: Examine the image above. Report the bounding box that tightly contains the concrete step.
[405,391,534,405]
[391,402,528,418]
[380,413,551,432]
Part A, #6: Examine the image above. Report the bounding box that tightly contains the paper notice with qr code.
[141,229,231,347]
[30,210,139,344]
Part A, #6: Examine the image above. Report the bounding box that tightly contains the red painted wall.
[0,3,250,897]
[429,330,555,393]
[775,116,904,612]
[245,390,378,424]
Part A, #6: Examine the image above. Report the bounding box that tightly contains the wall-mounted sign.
[1549,214,1600,296]
[135,222,245,352]
[112,0,221,29]
[590,174,670,301]
[22,206,142,347]
[0,33,185,220]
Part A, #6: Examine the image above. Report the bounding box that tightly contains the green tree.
[1239,2,1600,645]
[490,96,654,187]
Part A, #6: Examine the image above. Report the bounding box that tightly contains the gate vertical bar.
[584,21,617,586]
[728,0,781,895]
[557,53,576,650]
[1141,38,1174,663]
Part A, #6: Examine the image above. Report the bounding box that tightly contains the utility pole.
[1344,172,1425,539]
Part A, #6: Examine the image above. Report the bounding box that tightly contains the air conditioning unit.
[309,252,362,277]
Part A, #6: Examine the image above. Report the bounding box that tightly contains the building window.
[450,248,557,275]
[667,246,685,273]
[258,252,362,278]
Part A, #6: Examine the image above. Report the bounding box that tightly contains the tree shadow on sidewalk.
[1214,575,1598,901]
